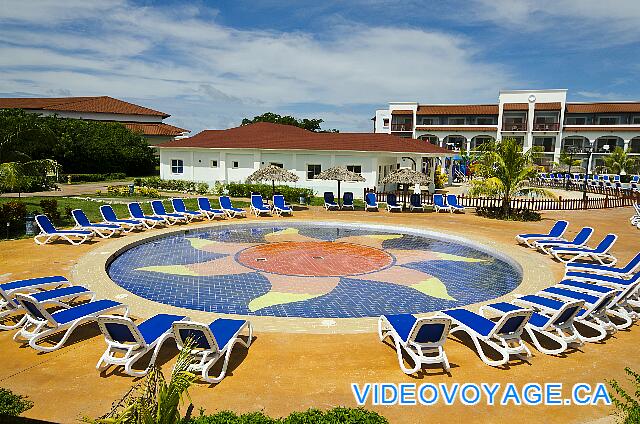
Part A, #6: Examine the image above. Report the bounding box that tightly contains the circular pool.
[107,223,522,318]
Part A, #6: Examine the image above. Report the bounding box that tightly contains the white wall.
[159,148,405,199]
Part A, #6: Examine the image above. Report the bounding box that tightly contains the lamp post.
[565,146,577,191]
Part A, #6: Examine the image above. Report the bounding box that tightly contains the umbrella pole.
[272,180,275,198]
[404,185,408,209]
[337,180,341,208]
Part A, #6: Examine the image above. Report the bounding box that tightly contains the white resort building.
[0,96,190,146]
[374,89,640,172]
[157,122,453,197]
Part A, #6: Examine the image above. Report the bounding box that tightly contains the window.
[476,117,496,125]
[448,117,466,125]
[270,162,283,168]
[632,116,640,124]
[598,116,619,125]
[307,164,321,180]
[232,161,239,168]
[382,118,389,127]
[211,160,218,168]
[171,159,184,174]
[565,116,586,125]
[346,165,362,175]
[418,117,438,125]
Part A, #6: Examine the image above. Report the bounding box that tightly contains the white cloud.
[0,1,515,132]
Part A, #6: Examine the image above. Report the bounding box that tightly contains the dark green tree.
[241,112,338,132]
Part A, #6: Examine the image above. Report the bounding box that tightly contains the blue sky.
[1,0,639,134]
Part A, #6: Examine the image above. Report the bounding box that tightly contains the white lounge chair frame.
[34,215,94,246]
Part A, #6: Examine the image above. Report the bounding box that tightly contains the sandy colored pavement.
[0,206,638,423]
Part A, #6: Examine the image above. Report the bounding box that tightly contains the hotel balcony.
[532,122,560,131]
[390,123,413,132]
[502,122,527,131]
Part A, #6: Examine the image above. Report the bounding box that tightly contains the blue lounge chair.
[440,308,532,367]
[630,175,639,192]
[446,194,465,213]
[550,234,617,265]
[433,194,451,213]
[564,270,640,289]
[171,198,204,222]
[1,284,94,331]
[378,314,451,374]
[272,195,292,216]
[365,193,378,211]
[385,194,402,212]
[324,192,339,210]
[71,209,122,238]
[342,192,354,210]
[516,220,569,248]
[250,194,271,217]
[96,313,188,377]
[556,279,639,322]
[100,205,145,232]
[565,252,640,278]
[197,197,225,220]
[34,215,94,245]
[172,318,253,383]
[538,286,630,331]
[480,300,584,355]
[128,202,166,229]
[219,196,246,218]
[150,200,187,225]
[409,193,423,212]
[513,293,611,343]
[534,227,593,254]
[13,295,128,352]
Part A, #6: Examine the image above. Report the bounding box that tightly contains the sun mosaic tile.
[107,224,522,318]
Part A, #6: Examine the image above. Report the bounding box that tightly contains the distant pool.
[107,223,522,318]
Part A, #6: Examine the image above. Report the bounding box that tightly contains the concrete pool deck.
[1,206,638,423]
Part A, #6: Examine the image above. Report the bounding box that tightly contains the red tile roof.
[417,104,498,115]
[390,109,414,115]
[158,122,452,154]
[415,126,497,132]
[563,126,640,132]
[503,103,529,111]
[566,102,640,113]
[123,122,189,137]
[0,96,170,117]
[535,102,562,110]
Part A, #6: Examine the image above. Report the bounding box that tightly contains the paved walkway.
[0,181,133,198]
[1,206,636,423]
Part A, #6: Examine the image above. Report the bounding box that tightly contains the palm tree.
[88,342,196,424]
[468,138,554,217]
[603,147,638,175]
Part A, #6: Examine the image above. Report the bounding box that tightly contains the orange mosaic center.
[236,241,394,277]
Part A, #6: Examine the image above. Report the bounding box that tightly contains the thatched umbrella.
[314,166,365,207]
[381,167,432,208]
[246,165,299,197]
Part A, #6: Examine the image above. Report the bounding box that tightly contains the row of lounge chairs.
[33,195,292,245]
[538,173,640,191]
[516,220,618,264]
[0,275,252,383]
[631,203,640,229]
[324,192,465,213]
[379,221,638,374]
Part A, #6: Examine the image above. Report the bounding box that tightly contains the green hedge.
[62,173,127,183]
[185,407,388,424]
[136,177,209,194]
[223,183,313,203]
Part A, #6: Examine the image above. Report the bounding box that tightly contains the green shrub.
[63,173,127,183]
[476,206,541,221]
[196,182,210,195]
[138,177,198,193]
[186,407,388,424]
[0,200,27,237]
[105,185,159,198]
[0,387,34,416]
[223,183,313,203]
[39,199,60,220]
[609,367,640,423]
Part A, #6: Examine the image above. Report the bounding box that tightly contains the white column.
[429,158,436,193]
[220,151,227,184]
[624,138,631,151]
[447,157,454,186]
[466,138,471,152]
[553,134,562,166]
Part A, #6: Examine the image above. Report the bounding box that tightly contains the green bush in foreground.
[0,387,34,416]
[609,367,640,423]
[185,407,388,424]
